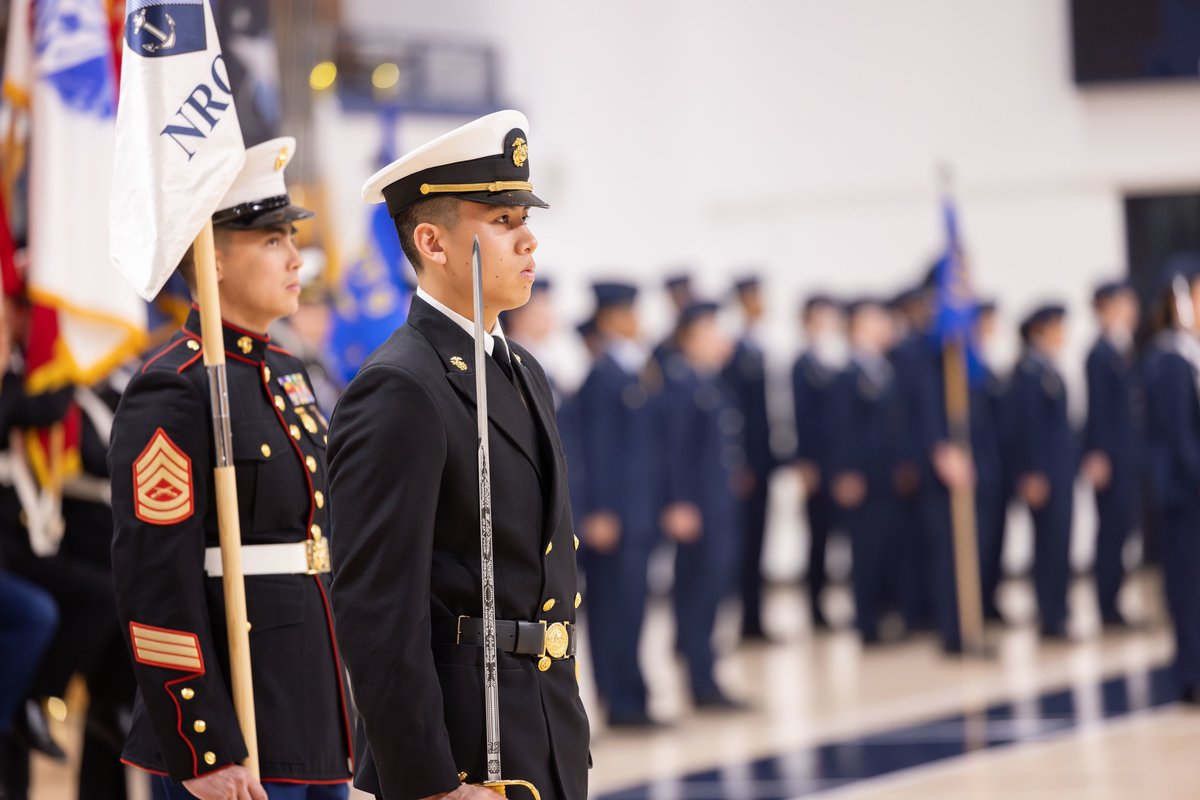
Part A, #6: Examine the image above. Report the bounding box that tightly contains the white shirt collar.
[417,286,507,358]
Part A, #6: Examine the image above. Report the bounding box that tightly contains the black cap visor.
[213,195,315,230]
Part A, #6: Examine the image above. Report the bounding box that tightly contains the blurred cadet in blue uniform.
[1011,304,1075,640]
[653,273,694,365]
[1143,256,1200,702]
[1081,281,1143,629]
[575,282,665,728]
[560,315,599,527]
[827,298,901,644]
[503,278,560,400]
[791,295,845,631]
[724,276,778,642]
[971,302,1009,623]
[660,301,745,708]
[888,283,938,632]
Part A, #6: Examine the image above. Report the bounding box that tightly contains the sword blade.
[472,236,503,782]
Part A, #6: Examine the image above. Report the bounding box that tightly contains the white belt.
[204,542,318,577]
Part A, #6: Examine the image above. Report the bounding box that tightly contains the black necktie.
[490,341,515,384]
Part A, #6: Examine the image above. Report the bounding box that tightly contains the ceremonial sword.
[471,237,540,800]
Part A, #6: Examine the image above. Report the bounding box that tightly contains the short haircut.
[394,196,460,274]
[175,228,238,297]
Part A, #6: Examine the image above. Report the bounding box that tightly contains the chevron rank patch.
[277,372,316,407]
[134,428,193,525]
[129,622,203,672]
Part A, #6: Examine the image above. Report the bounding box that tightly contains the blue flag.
[932,197,986,383]
[328,115,411,384]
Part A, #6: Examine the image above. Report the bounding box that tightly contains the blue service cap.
[888,285,926,311]
[664,273,692,292]
[802,293,839,314]
[592,281,638,309]
[576,316,598,338]
[677,299,720,329]
[732,275,760,295]
[1092,279,1132,305]
[1019,303,1066,339]
[844,296,886,317]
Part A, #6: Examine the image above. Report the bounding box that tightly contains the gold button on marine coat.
[263,366,271,381]
[275,396,286,411]
[538,657,551,672]
[260,444,271,458]
[575,593,582,608]
[574,535,580,550]
[306,455,317,473]
[290,424,301,440]
[311,524,322,540]
[193,720,206,733]
[302,415,318,434]
[542,599,555,612]
[545,542,553,555]
[314,490,325,508]
[181,688,194,700]
[204,752,217,766]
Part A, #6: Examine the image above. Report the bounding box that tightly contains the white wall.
[326,0,1200,581]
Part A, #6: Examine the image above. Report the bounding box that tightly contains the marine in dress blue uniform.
[827,299,902,643]
[652,273,693,366]
[659,302,745,707]
[1009,305,1075,639]
[1143,261,1200,702]
[574,283,664,727]
[724,276,778,641]
[108,139,353,799]
[791,295,844,630]
[1081,281,1143,627]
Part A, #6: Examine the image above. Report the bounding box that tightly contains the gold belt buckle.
[537,621,569,671]
[305,537,331,574]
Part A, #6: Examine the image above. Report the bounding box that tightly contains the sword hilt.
[477,780,542,800]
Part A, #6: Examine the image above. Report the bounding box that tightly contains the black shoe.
[694,691,752,712]
[607,710,670,730]
[15,700,66,762]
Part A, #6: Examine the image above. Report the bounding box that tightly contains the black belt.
[435,616,576,659]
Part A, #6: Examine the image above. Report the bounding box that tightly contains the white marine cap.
[361,110,548,216]
[212,137,313,229]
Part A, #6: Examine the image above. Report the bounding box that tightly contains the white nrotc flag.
[2,0,148,385]
[110,0,245,301]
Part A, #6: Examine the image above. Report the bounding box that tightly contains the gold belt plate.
[543,622,569,659]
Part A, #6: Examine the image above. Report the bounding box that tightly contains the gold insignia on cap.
[450,356,468,372]
[237,336,253,354]
[274,146,290,171]
[511,137,528,167]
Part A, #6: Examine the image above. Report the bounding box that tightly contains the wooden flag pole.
[943,334,986,656]
[193,219,260,776]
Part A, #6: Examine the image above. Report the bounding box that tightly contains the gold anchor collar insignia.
[450,356,468,372]
[511,137,528,167]
[236,336,253,354]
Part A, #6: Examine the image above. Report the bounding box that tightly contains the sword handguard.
[479,780,542,800]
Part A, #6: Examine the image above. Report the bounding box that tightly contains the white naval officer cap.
[211,137,314,229]
[361,110,549,216]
